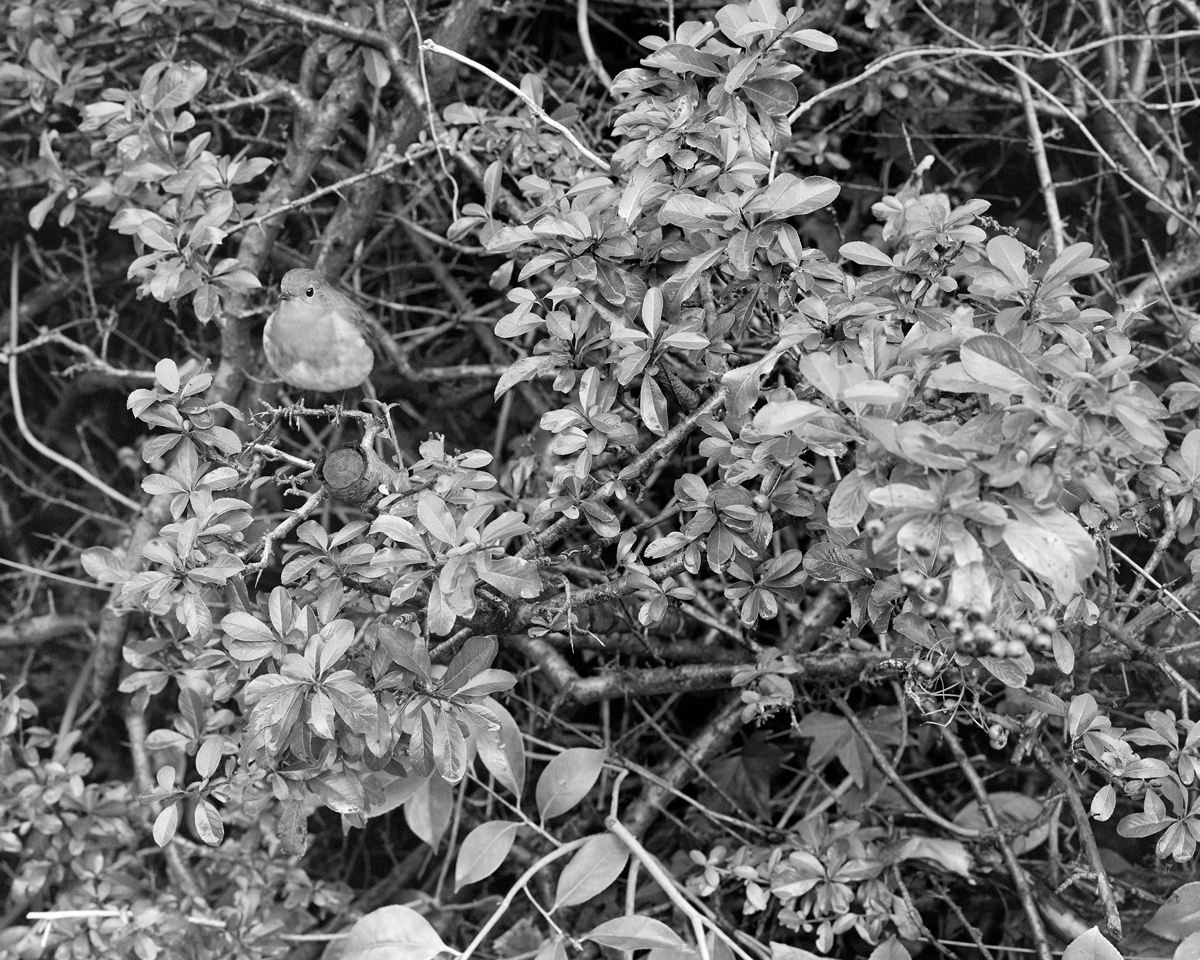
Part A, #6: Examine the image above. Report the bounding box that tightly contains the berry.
[936,545,954,562]
[922,388,941,404]
[899,570,924,590]
[965,603,989,623]
[955,637,978,656]
[972,625,998,645]
[936,604,956,623]
[1013,622,1036,641]
[989,639,1008,658]
[919,601,940,620]
[914,660,937,679]
[1006,639,1027,658]
[988,723,1008,749]
[1033,632,1054,653]
[865,518,886,537]
[752,493,771,512]
[920,578,945,600]
[1035,615,1058,633]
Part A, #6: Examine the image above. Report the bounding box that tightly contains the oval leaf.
[333,905,447,960]
[553,833,630,909]
[1061,927,1123,960]
[1149,882,1200,940]
[456,820,520,891]
[476,695,526,800]
[536,747,606,821]
[585,916,688,951]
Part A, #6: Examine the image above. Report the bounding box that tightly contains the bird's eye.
[305,286,315,298]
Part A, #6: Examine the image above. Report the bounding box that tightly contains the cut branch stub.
[318,443,406,508]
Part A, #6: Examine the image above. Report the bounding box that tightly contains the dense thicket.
[3,1,1200,959]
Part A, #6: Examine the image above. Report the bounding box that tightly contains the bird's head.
[279,268,332,306]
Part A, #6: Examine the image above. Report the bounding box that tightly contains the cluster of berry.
[896,570,1059,660]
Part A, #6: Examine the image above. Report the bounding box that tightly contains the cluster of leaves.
[0,687,349,959]
[8,0,1200,956]
[1054,693,1200,863]
[83,359,546,855]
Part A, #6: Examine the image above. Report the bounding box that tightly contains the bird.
[263,269,375,395]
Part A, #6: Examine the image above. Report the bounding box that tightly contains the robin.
[263,268,375,395]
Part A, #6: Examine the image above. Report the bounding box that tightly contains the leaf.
[891,836,973,878]
[330,905,448,960]
[796,710,901,788]
[1002,519,1078,603]
[404,773,454,848]
[986,235,1030,287]
[840,241,894,269]
[1148,882,1200,940]
[744,173,840,219]
[440,636,497,695]
[788,28,838,51]
[753,399,828,435]
[81,546,132,584]
[585,917,688,951]
[536,747,606,821]
[552,833,630,909]
[475,696,526,799]
[741,78,798,115]
[644,43,725,77]
[658,194,730,230]
[152,803,179,847]
[1175,931,1200,960]
[802,542,870,583]
[826,471,870,529]
[960,334,1040,396]
[1061,927,1123,960]
[868,938,913,960]
[953,792,1049,854]
[192,799,223,845]
[455,820,520,891]
[479,555,543,599]
[771,947,824,960]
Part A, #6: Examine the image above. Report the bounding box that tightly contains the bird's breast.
[264,306,374,392]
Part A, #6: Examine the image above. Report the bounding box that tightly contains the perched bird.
[263,269,375,394]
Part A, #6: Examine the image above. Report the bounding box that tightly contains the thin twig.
[1099,618,1200,704]
[456,839,588,960]
[1016,63,1065,255]
[1031,742,1122,940]
[421,40,610,172]
[8,250,142,513]
[229,152,422,237]
[606,816,712,960]
[576,0,613,90]
[939,724,1053,960]
[832,695,980,838]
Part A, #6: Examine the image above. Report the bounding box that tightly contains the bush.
[4,0,1200,958]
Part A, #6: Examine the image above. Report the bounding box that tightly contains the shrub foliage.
[4,0,1200,958]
